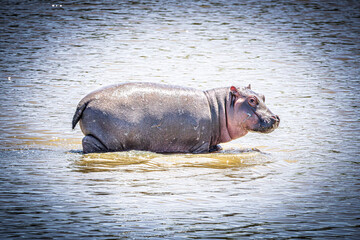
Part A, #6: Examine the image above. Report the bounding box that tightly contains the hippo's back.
[75,82,212,153]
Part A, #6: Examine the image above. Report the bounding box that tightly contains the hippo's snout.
[272,114,280,128]
[272,115,280,126]
[258,114,280,133]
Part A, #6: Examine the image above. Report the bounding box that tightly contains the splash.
[72,143,271,172]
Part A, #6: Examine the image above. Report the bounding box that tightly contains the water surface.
[0,0,359,238]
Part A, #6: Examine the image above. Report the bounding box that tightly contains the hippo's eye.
[248,96,258,107]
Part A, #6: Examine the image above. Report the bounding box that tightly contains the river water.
[0,0,359,238]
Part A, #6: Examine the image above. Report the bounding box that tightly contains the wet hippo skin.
[72,82,279,153]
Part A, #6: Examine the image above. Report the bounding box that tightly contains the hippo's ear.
[230,86,239,95]
[246,84,251,89]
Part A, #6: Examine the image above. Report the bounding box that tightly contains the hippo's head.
[226,85,280,139]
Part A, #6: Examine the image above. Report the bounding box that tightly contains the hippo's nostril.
[271,115,280,123]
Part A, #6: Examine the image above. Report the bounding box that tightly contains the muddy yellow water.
[0,0,359,238]
[76,145,267,171]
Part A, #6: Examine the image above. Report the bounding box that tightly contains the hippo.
[72,82,279,154]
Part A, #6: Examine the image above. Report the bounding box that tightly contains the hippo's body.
[72,82,279,154]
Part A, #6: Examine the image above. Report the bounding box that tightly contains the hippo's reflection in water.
[73,144,270,172]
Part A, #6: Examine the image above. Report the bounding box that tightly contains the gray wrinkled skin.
[72,82,279,154]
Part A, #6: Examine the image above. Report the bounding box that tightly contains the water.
[0,0,359,238]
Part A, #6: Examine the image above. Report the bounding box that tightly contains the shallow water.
[1,0,359,238]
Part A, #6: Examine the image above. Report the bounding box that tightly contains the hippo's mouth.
[250,109,279,133]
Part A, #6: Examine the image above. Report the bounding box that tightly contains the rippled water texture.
[1,0,359,238]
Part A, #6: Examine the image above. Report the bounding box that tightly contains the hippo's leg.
[209,145,222,153]
[82,135,107,154]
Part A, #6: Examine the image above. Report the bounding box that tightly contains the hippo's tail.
[72,100,89,129]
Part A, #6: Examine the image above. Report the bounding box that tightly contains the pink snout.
[271,115,280,123]
[270,115,280,128]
